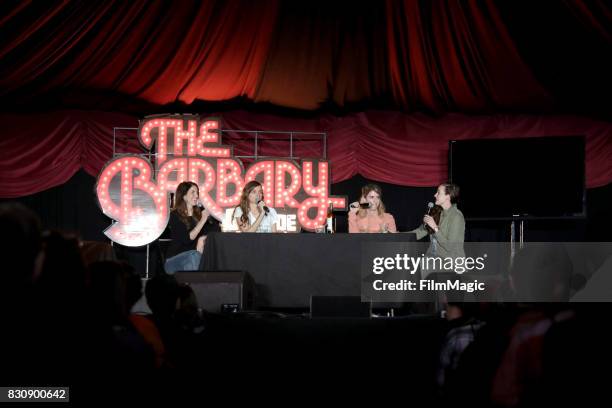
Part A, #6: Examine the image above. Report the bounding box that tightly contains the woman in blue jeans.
[165,181,220,274]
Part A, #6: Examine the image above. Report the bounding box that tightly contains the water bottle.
[326,203,334,233]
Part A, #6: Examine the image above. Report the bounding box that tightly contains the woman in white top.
[232,180,278,232]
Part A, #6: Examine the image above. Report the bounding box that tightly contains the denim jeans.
[164,250,201,274]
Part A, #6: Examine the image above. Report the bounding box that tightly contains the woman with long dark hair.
[232,180,278,232]
[165,181,219,273]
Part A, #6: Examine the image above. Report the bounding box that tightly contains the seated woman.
[232,180,278,232]
[165,181,219,274]
[348,183,397,233]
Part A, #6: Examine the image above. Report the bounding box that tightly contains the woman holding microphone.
[348,183,397,233]
[232,181,278,233]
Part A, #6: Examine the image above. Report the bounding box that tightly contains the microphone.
[426,202,434,215]
[258,200,270,215]
[196,199,204,209]
[424,202,435,233]
[349,201,370,210]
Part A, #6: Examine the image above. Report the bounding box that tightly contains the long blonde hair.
[358,183,385,218]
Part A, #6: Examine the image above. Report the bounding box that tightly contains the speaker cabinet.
[174,271,253,313]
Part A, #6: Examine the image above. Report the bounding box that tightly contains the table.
[200,232,416,308]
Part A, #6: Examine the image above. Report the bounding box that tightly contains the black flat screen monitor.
[449,136,586,220]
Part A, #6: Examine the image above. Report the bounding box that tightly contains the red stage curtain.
[0,111,139,198]
[0,1,609,112]
[1,110,610,198]
[0,0,279,106]
[0,1,610,196]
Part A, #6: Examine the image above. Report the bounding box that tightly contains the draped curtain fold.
[2,0,609,111]
[1,110,610,198]
[0,0,610,197]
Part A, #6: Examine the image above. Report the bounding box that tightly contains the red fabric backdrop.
[0,1,610,197]
[2,0,609,112]
[1,110,610,198]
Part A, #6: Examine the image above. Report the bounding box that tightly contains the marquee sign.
[96,114,347,246]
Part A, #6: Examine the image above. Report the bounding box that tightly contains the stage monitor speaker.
[310,296,371,318]
[174,271,253,313]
